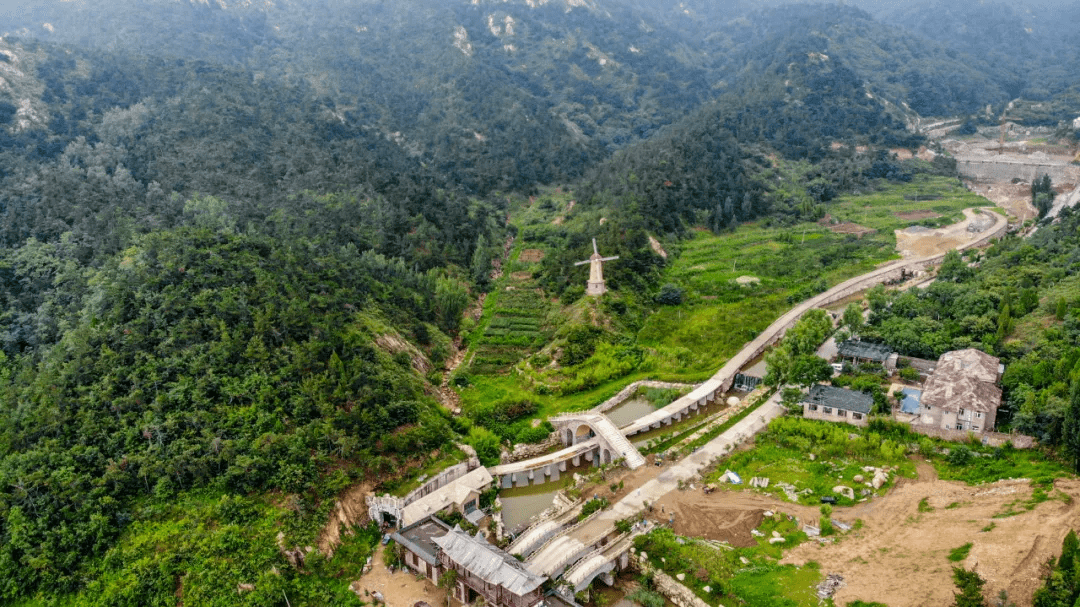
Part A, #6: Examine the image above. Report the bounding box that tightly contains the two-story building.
[392,517,547,607]
[917,348,1002,433]
[802,384,873,427]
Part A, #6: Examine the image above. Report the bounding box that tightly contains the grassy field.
[634,517,818,607]
[639,175,993,372]
[705,417,917,506]
[459,176,995,425]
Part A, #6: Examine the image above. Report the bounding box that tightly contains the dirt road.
[354,545,446,607]
[645,461,1080,607]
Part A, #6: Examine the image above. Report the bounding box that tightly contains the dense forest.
[0,0,1076,603]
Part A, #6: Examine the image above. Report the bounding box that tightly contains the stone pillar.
[559,461,567,472]
[573,455,581,467]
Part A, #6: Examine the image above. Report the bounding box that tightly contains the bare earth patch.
[317,482,374,556]
[829,222,876,237]
[645,462,1080,607]
[649,235,668,259]
[519,249,546,263]
[894,208,990,257]
[354,545,446,607]
[894,210,941,221]
[511,271,533,281]
[780,463,1080,607]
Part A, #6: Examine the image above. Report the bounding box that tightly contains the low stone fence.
[908,424,1035,449]
[502,434,562,464]
[592,381,697,415]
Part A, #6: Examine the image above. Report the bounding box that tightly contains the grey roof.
[837,340,893,363]
[433,525,546,597]
[804,384,873,415]
[392,517,452,566]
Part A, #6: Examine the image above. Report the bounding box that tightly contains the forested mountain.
[0,0,1076,603]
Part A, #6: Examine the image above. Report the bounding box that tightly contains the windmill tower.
[574,238,619,296]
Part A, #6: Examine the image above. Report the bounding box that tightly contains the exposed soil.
[519,249,546,263]
[511,271,533,281]
[894,208,987,257]
[643,461,1080,606]
[317,482,374,556]
[780,463,1080,607]
[965,181,1039,223]
[355,545,446,607]
[649,488,820,547]
[894,210,940,221]
[649,235,668,259]
[829,223,875,237]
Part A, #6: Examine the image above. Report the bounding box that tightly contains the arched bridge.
[549,413,646,470]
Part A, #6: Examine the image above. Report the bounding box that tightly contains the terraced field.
[470,256,553,375]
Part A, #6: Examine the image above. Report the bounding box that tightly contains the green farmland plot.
[638,176,994,372]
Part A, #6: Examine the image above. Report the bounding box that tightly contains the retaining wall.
[958,159,1080,185]
[908,424,1035,449]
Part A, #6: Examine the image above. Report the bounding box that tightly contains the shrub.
[948,542,974,562]
[656,283,684,306]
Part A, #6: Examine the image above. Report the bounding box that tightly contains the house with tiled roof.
[391,516,546,607]
[801,384,873,427]
[917,349,1003,434]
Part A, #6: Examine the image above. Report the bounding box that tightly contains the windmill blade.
[600,256,620,262]
[592,238,599,256]
[574,260,591,266]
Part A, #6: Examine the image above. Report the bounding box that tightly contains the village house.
[836,339,898,373]
[400,467,493,527]
[802,384,872,427]
[392,517,547,607]
[916,348,1003,433]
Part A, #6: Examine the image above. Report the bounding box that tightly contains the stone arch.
[574,425,594,444]
[564,428,574,445]
[602,449,612,465]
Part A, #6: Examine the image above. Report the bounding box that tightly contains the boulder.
[772,531,782,538]
[832,485,855,501]
[238,583,255,593]
[872,470,888,489]
[727,396,740,406]
[769,537,785,544]
[809,453,816,461]
[740,557,750,565]
[676,573,686,582]
[853,474,865,484]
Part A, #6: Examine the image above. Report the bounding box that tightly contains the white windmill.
[574,238,619,296]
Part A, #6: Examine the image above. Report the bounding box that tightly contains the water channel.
[499,460,591,533]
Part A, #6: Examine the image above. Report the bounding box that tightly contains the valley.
[0,1,1078,606]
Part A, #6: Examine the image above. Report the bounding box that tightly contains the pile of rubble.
[816,573,845,600]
